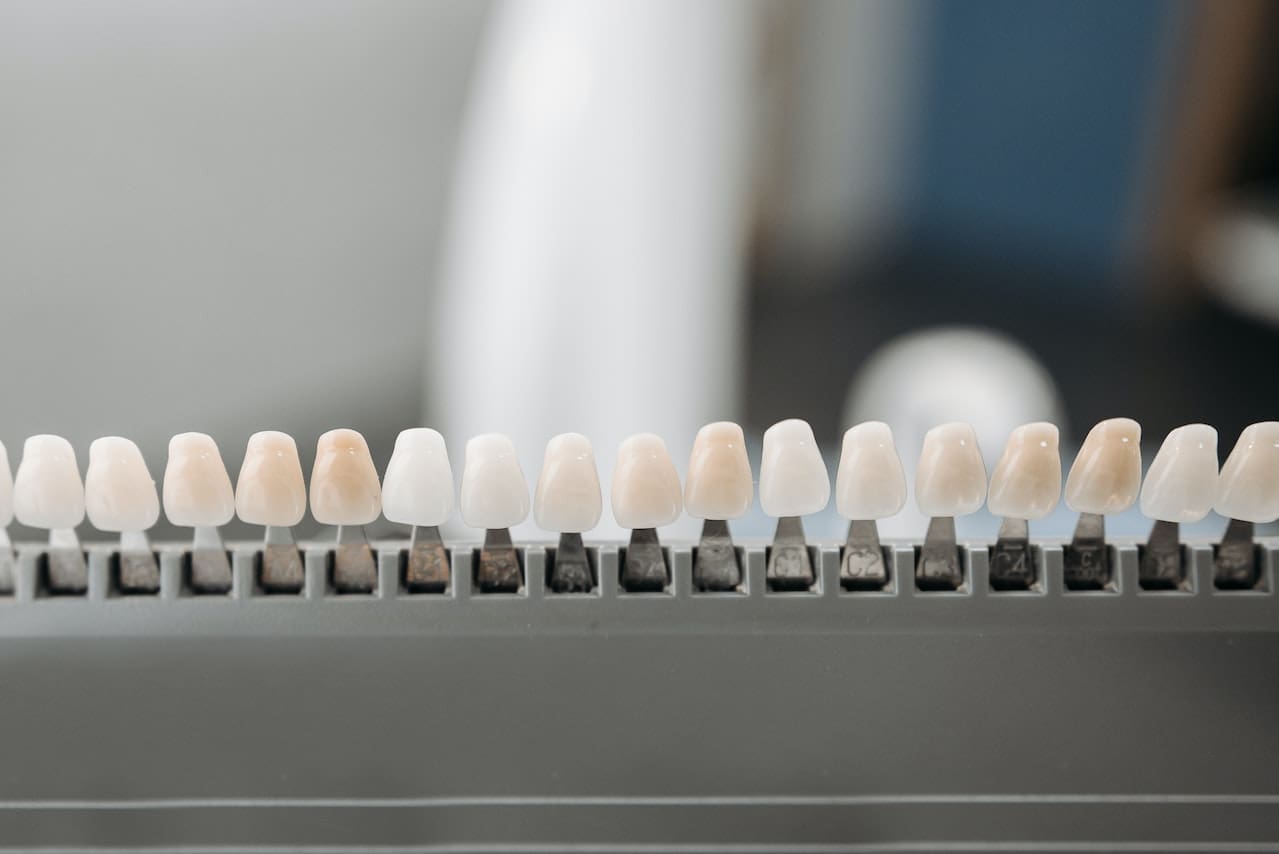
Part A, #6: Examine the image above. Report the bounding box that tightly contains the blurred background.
[1,0,1276,543]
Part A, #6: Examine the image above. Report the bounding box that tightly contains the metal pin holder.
[1,537,1278,851]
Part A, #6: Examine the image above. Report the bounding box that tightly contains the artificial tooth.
[382,428,454,592]
[1137,424,1217,590]
[914,422,985,591]
[0,441,12,593]
[835,421,905,590]
[1062,418,1141,590]
[534,433,602,593]
[1213,422,1279,589]
[684,422,752,592]
[310,429,382,593]
[460,433,529,592]
[12,435,86,592]
[611,433,682,592]
[759,419,829,591]
[163,433,235,593]
[235,430,307,593]
[86,437,161,593]
[986,422,1060,591]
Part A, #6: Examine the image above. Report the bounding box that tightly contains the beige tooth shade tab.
[759,418,830,518]
[0,441,11,527]
[915,422,986,517]
[534,432,602,534]
[85,437,160,533]
[460,433,530,530]
[381,428,455,528]
[683,421,753,521]
[1214,421,1279,523]
[986,422,1061,520]
[309,429,382,526]
[610,433,682,529]
[1064,418,1142,515]
[234,431,307,528]
[835,421,906,520]
[162,433,235,528]
[1139,424,1218,523]
[12,435,85,530]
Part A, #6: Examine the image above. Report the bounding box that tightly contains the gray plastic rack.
[2,537,1278,852]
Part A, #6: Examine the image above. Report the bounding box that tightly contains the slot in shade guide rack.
[2,538,1278,852]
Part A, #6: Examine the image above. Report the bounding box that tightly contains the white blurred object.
[1198,207,1279,324]
[429,0,755,539]
[843,327,1064,536]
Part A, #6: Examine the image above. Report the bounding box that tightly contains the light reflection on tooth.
[986,422,1060,591]
[1138,424,1217,591]
[86,436,160,593]
[1062,418,1141,591]
[461,433,528,593]
[1213,422,1279,589]
[163,432,235,593]
[684,422,752,592]
[611,433,681,592]
[914,422,985,591]
[235,430,307,593]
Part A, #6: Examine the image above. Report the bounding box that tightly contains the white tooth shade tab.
[1064,418,1142,515]
[309,429,382,526]
[85,437,160,533]
[13,435,85,530]
[162,433,235,528]
[381,428,455,527]
[610,433,682,529]
[1139,424,1218,523]
[460,433,530,530]
[835,421,905,520]
[0,441,11,527]
[683,421,753,521]
[1215,421,1279,523]
[915,422,986,517]
[759,419,829,518]
[986,422,1061,520]
[534,433,602,533]
[234,431,307,528]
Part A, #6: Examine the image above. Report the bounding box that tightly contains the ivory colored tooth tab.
[915,422,986,518]
[85,437,160,533]
[612,434,681,592]
[836,421,906,520]
[1214,421,1279,523]
[684,422,752,521]
[382,428,455,527]
[986,422,1061,521]
[1140,424,1218,523]
[163,433,235,528]
[235,431,307,528]
[535,433,602,533]
[759,419,829,518]
[14,435,86,531]
[1064,418,1142,515]
[462,433,528,593]
[310,429,382,526]
[0,441,12,593]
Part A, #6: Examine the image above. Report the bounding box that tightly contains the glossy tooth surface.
[1139,424,1218,523]
[460,433,529,529]
[986,422,1061,520]
[309,429,381,526]
[610,433,682,529]
[1064,418,1142,515]
[13,435,84,530]
[381,428,455,527]
[162,433,234,528]
[759,419,829,518]
[1215,421,1279,523]
[534,433,602,533]
[683,421,752,520]
[85,437,159,532]
[915,422,986,517]
[0,441,11,527]
[234,431,307,527]
[835,421,905,520]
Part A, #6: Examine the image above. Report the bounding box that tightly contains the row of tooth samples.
[0,418,1275,597]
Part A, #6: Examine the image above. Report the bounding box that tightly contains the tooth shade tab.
[163,433,235,528]
[13,435,85,530]
[0,440,11,527]
[1064,418,1142,515]
[460,433,530,530]
[986,422,1061,521]
[610,433,682,529]
[1215,421,1279,523]
[759,419,829,518]
[1139,424,1218,523]
[381,428,455,527]
[835,421,905,520]
[914,422,986,518]
[309,429,382,526]
[534,432,602,533]
[235,431,307,528]
[684,421,753,521]
[85,437,160,533]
